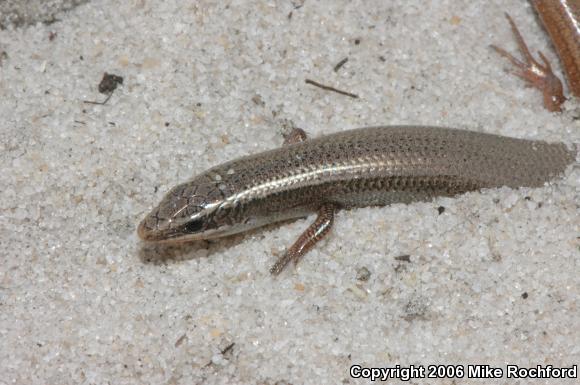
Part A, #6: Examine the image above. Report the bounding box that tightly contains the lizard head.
[137,174,242,243]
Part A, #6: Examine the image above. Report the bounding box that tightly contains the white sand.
[1,0,579,384]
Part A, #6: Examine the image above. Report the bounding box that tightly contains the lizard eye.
[182,219,204,233]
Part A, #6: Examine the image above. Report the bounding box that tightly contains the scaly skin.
[533,0,580,97]
[138,126,575,274]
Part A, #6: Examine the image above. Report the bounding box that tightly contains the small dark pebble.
[437,206,445,215]
[521,292,528,299]
[356,266,371,281]
[395,254,411,263]
[252,94,265,106]
[291,0,305,9]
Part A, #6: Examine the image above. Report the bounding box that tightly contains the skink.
[137,126,575,274]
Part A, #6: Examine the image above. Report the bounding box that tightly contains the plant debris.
[84,72,124,105]
[333,57,348,72]
[305,78,359,99]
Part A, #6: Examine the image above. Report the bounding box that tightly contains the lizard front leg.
[270,202,337,275]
